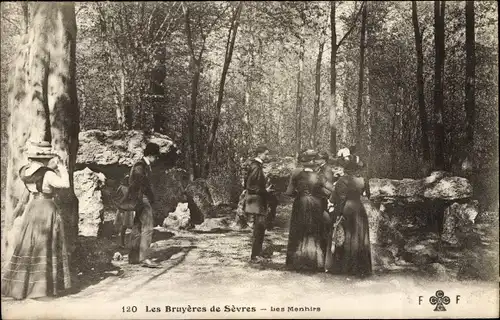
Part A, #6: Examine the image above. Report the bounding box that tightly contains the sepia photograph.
[1,1,498,319]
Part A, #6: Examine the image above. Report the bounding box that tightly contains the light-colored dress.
[1,165,71,299]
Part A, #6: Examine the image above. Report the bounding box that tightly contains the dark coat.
[244,159,268,215]
[118,159,155,211]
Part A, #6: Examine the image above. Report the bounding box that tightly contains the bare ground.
[2,203,499,319]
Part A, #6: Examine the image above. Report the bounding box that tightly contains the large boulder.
[401,234,440,265]
[441,201,479,246]
[363,198,382,245]
[263,156,296,193]
[207,174,241,206]
[77,130,177,167]
[370,174,473,205]
[163,202,191,230]
[74,168,106,237]
[152,168,190,226]
[194,217,234,233]
[185,179,213,223]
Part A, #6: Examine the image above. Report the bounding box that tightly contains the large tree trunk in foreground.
[5,2,79,254]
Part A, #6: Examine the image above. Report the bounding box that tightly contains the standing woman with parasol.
[1,141,71,300]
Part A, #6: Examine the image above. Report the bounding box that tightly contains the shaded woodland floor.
[2,202,499,319]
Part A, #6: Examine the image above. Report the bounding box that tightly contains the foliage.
[0,1,498,206]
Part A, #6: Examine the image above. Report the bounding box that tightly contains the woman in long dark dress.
[330,156,372,277]
[1,141,71,300]
[285,151,333,271]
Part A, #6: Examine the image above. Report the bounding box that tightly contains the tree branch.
[183,5,197,63]
[1,16,21,32]
[156,2,183,44]
[337,1,365,49]
[145,3,159,38]
[76,5,87,17]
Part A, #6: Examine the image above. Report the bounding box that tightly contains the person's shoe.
[141,259,161,268]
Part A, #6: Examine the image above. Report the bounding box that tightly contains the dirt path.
[2,204,498,319]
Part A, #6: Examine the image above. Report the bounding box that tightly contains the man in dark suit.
[244,145,273,262]
[119,143,161,267]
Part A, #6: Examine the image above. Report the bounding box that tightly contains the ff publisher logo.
[419,290,459,312]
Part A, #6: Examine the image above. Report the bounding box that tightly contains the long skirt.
[332,199,372,277]
[286,194,327,271]
[1,197,71,299]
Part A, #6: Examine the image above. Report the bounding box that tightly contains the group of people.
[243,145,372,277]
[1,141,164,300]
[1,140,370,301]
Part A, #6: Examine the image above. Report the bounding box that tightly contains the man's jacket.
[118,159,155,211]
[244,159,267,215]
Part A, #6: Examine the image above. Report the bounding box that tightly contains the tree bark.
[295,21,306,155]
[330,1,364,155]
[433,0,446,170]
[465,0,475,153]
[114,69,127,129]
[5,3,79,255]
[151,62,167,133]
[356,2,367,151]
[21,2,29,33]
[412,1,431,162]
[183,6,206,179]
[330,1,338,155]
[312,40,325,149]
[203,2,243,178]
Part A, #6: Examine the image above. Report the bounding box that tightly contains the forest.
[1,1,498,209]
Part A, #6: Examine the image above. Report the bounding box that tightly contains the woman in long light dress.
[1,141,72,300]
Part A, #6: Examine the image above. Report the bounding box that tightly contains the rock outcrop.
[441,201,479,246]
[74,168,106,237]
[185,179,213,223]
[77,130,177,167]
[163,202,191,230]
[194,217,234,233]
[152,168,190,226]
[369,172,473,205]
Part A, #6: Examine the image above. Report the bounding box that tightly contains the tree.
[295,4,306,155]
[329,1,364,155]
[204,2,243,178]
[411,1,431,162]
[434,0,446,170]
[311,38,325,149]
[183,4,209,179]
[355,1,367,150]
[464,0,476,156]
[4,2,79,255]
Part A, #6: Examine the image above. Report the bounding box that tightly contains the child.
[113,175,134,247]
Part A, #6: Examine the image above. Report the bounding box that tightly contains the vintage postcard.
[1,1,498,319]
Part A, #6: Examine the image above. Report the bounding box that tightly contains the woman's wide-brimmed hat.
[26,141,58,159]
